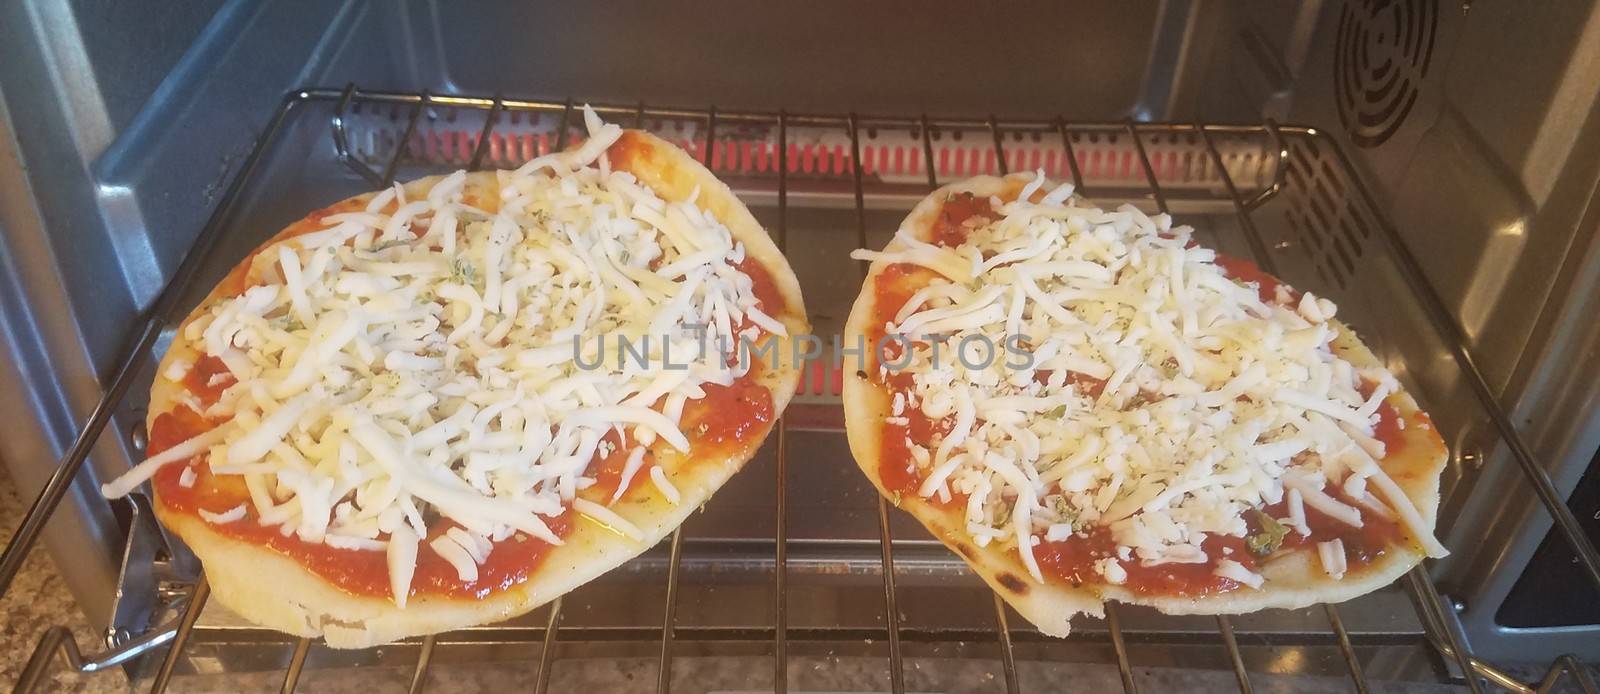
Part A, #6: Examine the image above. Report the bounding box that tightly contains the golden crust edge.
[839,173,1447,636]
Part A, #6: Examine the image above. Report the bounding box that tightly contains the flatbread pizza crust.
[841,174,1447,636]
[149,131,807,648]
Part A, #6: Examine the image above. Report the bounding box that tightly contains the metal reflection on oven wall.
[2,0,1599,688]
[1333,0,1439,148]
[1293,0,1600,663]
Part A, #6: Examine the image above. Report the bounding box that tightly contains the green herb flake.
[1047,494,1077,529]
[1246,509,1289,558]
[452,259,478,284]
[1046,404,1068,418]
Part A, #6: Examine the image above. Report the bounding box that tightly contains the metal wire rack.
[4,85,1600,693]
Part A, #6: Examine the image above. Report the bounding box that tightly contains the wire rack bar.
[121,623,1455,646]
[773,109,791,694]
[1105,604,1140,694]
[1538,655,1599,694]
[1323,605,1371,694]
[557,99,578,150]
[6,86,1597,692]
[406,635,437,694]
[289,87,1346,133]
[279,637,311,694]
[1243,121,1290,212]
[654,106,716,694]
[1193,124,1277,273]
[1058,120,1140,694]
[534,598,563,694]
[981,116,1025,694]
[1321,130,1600,592]
[986,114,1009,173]
[1128,122,1258,694]
[14,615,181,692]
[0,86,309,599]
[466,94,503,171]
[1201,108,1498,693]
[1055,119,1088,194]
[992,594,1022,694]
[331,85,386,188]
[1408,568,1488,693]
[148,575,209,693]
[656,527,687,693]
[1193,121,1379,694]
[850,111,906,694]
[1215,617,1253,694]
[382,94,428,185]
[1125,123,1168,213]
[14,627,83,693]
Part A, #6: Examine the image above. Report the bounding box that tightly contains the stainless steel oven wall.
[385,1,1181,117]
[1201,0,1600,660]
[0,0,386,628]
[8,0,1598,666]
[0,0,1210,633]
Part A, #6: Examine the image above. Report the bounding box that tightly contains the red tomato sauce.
[876,433,922,498]
[1214,253,1299,305]
[587,369,772,503]
[1373,401,1406,457]
[152,188,787,599]
[150,409,567,600]
[1035,527,1254,597]
[584,430,637,501]
[1033,526,1118,587]
[1356,379,1409,458]
[1260,484,1404,568]
[930,192,998,247]
[875,370,959,502]
[1247,380,1412,566]
[868,263,940,359]
[154,365,777,597]
[181,355,235,409]
[681,372,775,448]
[736,256,786,317]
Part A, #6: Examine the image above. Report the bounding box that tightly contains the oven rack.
[1,85,1596,693]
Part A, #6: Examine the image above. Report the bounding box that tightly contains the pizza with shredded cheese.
[101,108,807,648]
[842,172,1448,636]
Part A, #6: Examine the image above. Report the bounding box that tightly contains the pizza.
[842,172,1449,636]
[100,108,808,648]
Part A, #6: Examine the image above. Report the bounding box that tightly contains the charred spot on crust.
[953,543,977,561]
[996,572,1028,594]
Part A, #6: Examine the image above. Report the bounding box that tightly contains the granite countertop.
[1,466,124,692]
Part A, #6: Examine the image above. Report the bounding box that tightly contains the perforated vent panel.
[1282,137,1377,289]
[1334,0,1438,147]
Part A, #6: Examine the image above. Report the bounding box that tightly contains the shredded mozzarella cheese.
[102,107,782,606]
[1318,539,1348,579]
[868,171,1446,589]
[198,504,246,524]
[649,465,682,505]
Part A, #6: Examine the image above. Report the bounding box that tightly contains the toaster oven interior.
[3,1,1600,692]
